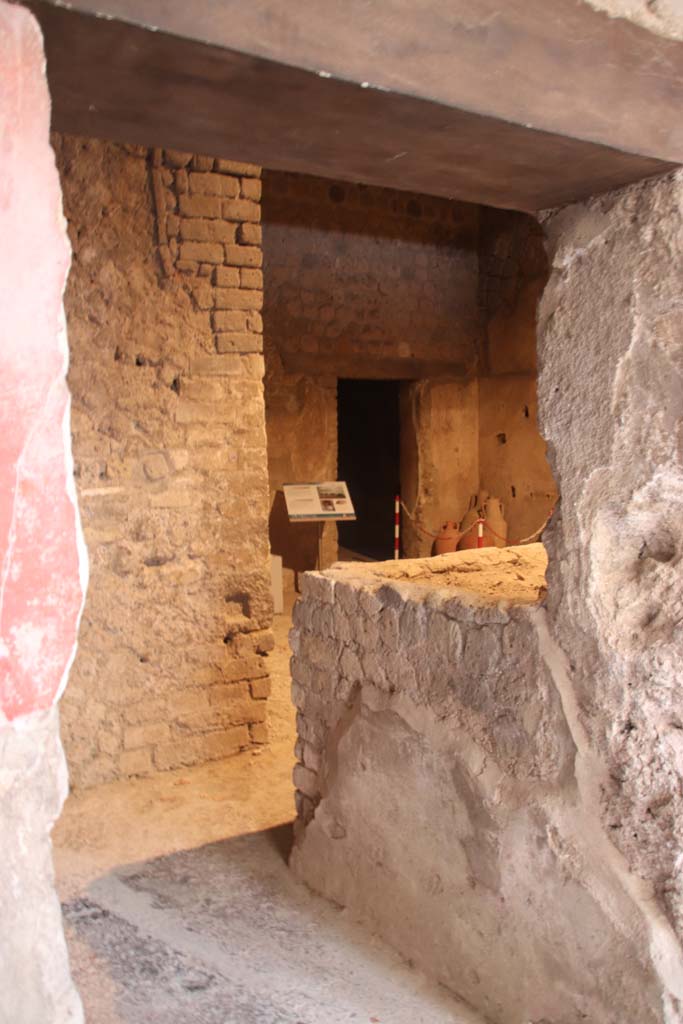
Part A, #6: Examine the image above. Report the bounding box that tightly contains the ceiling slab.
[26,1,681,210]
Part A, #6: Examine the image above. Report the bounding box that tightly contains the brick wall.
[55,135,273,788]
[263,170,480,378]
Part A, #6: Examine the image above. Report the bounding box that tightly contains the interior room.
[2,3,682,1024]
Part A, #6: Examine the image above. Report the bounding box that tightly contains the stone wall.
[289,548,668,1023]
[289,169,683,1023]
[56,136,273,788]
[538,169,683,1008]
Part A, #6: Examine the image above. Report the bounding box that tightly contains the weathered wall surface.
[538,170,683,1011]
[586,0,683,39]
[400,379,479,558]
[289,549,666,1024]
[262,171,480,379]
[262,170,481,574]
[264,343,338,593]
[478,375,557,542]
[477,208,557,544]
[0,5,85,1020]
[56,136,273,788]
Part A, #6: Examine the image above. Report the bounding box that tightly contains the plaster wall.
[0,5,85,1020]
[56,137,273,788]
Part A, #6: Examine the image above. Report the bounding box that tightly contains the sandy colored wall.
[262,171,480,379]
[400,378,479,558]
[261,171,482,574]
[478,375,557,542]
[264,343,338,594]
[56,136,274,788]
[288,169,683,1023]
[477,208,557,542]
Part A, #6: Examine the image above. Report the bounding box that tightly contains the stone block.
[241,178,262,201]
[123,697,169,726]
[211,308,248,331]
[215,159,260,177]
[209,221,237,244]
[174,169,189,193]
[142,452,169,481]
[176,259,199,275]
[180,378,226,402]
[154,725,249,770]
[119,747,154,776]
[164,149,192,167]
[179,241,224,264]
[250,677,271,699]
[179,219,211,241]
[189,172,240,197]
[213,288,263,311]
[190,354,244,377]
[238,223,262,245]
[241,268,263,289]
[215,331,263,354]
[192,154,214,171]
[247,312,263,333]
[224,244,262,268]
[221,199,261,223]
[191,281,213,310]
[124,722,171,750]
[179,194,222,218]
[293,762,319,799]
[214,266,240,288]
[249,722,268,744]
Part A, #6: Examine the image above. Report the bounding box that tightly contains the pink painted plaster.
[0,3,86,720]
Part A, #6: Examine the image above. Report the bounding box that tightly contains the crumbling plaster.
[0,5,85,1021]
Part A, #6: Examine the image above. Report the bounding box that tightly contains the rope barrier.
[399,499,557,548]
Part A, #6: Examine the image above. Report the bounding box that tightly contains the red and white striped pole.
[477,517,485,549]
[394,494,400,560]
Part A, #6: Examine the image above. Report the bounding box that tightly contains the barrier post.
[394,494,400,560]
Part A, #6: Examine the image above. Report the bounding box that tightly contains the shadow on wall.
[269,490,319,586]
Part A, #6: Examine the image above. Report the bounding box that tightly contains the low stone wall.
[290,546,666,1024]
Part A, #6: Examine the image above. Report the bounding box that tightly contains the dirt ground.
[53,604,298,902]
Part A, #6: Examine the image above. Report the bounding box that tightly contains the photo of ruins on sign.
[283,482,356,522]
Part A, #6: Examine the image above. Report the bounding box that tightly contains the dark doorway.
[337,379,401,561]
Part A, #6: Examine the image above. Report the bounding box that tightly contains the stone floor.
[53,604,483,1024]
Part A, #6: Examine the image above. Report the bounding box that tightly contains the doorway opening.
[337,379,401,562]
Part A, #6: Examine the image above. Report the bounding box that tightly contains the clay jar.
[434,521,462,555]
[484,497,508,548]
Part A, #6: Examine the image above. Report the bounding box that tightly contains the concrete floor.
[53,607,483,1024]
